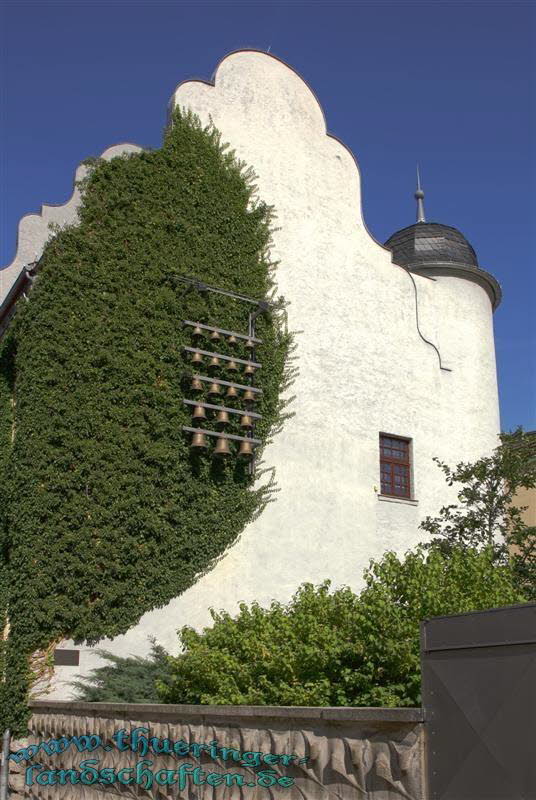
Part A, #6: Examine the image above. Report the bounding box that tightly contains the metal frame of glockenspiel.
[183,346,261,370]
[182,427,262,445]
[183,399,262,419]
[178,275,273,469]
[184,373,263,459]
[190,374,263,394]
[183,399,262,456]
[182,320,262,344]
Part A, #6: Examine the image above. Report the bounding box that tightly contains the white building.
[1,51,501,699]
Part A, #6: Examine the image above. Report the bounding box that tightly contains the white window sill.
[377,494,418,506]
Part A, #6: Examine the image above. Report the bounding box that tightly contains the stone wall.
[7,701,425,799]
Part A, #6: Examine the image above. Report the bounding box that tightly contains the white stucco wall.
[7,52,499,698]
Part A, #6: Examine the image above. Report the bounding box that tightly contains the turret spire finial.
[415,165,426,223]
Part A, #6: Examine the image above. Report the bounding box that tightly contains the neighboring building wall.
[511,486,536,528]
[508,432,535,564]
[2,52,501,697]
[8,701,425,799]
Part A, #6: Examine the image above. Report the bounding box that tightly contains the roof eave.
[406,261,502,311]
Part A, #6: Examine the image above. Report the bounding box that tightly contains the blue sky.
[2,0,534,431]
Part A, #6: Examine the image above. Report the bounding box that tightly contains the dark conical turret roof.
[384,222,479,270]
[383,172,501,309]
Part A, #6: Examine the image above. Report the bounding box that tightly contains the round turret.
[384,175,501,309]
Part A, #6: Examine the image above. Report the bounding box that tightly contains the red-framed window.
[380,434,411,498]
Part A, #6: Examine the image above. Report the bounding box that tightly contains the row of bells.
[192,405,254,429]
[190,432,254,459]
[190,351,256,375]
[191,377,258,403]
[191,326,256,350]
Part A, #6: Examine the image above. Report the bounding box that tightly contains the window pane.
[379,435,411,498]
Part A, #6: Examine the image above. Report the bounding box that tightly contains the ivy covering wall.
[0,109,290,733]
[0,331,15,726]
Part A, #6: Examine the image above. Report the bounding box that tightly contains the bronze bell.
[209,356,221,370]
[210,330,221,343]
[243,364,256,376]
[192,405,207,423]
[238,439,254,459]
[192,325,204,338]
[245,339,255,349]
[208,382,221,397]
[240,414,253,430]
[215,410,230,427]
[227,360,239,373]
[226,386,239,400]
[191,351,204,365]
[243,389,256,402]
[214,436,232,457]
[191,377,203,392]
[227,335,238,345]
[190,432,207,450]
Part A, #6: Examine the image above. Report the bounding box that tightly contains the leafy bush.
[157,544,525,708]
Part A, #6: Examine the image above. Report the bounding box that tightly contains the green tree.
[71,640,172,703]
[420,429,536,599]
[157,544,524,708]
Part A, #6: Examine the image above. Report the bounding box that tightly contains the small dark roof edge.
[0,264,37,339]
